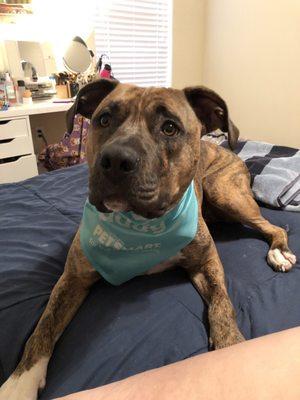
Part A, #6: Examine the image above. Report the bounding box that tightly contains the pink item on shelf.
[100,69,111,79]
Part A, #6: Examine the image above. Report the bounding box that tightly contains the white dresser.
[0,101,72,184]
[0,116,38,183]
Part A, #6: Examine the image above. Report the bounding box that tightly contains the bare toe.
[282,251,297,265]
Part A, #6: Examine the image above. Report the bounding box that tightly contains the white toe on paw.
[267,248,296,272]
[282,251,297,264]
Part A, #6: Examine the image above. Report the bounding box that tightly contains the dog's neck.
[80,180,199,285]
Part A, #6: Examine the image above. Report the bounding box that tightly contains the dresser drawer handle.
[0,154,31,164]
[0,120,11,125]
[0,138,14,144]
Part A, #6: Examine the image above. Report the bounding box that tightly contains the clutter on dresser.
[96,54,116,80]
[0,77,9,111]
[24,79,56,100]
[4,72,17,105]
[22,89,32,104]
[52,72,79,99]
[0,72,55,107]
[0,72,15,110]
[15,80,25,104]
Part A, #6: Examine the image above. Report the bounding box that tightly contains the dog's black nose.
[99,145,140,177]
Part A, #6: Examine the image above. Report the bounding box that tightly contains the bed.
[0,151,299,399]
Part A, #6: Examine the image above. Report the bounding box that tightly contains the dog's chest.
[146,252,185,275]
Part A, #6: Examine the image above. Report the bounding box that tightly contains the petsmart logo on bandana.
[80,182,198,285]
[90,213,166,251]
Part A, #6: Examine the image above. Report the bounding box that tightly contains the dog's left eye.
[99,113,111,128]
[161,121,179,136]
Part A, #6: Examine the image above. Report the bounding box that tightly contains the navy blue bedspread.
[0,164,299,399]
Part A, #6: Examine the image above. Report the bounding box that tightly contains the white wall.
[202,0,300,148]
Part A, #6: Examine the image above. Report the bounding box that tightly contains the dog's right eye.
[99,113,111,128]
[161,120,179,137]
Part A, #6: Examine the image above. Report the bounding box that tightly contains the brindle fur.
[0,80,296,400]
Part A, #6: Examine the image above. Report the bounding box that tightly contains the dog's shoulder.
[200,140,234,161]
[199,140,246,177]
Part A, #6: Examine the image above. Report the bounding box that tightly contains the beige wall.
[202,0,300,148]
[172,0,204,88]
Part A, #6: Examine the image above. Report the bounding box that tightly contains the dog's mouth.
[103,196,130,213]
[90,189,170,219]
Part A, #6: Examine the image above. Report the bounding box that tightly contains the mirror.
[63,36,93,74]
[2,40,58,80]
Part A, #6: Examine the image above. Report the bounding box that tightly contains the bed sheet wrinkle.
[18,183,83,224]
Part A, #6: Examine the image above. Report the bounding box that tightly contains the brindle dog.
[0,79,296,400]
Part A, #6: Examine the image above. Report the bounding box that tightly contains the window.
[94,0,172,87]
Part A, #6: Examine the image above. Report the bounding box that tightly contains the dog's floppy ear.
[184,86,239,149]
[66,79,119,133]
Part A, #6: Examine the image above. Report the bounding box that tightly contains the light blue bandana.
[80,182,198,285]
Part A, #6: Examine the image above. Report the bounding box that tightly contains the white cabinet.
[0,116,38,184]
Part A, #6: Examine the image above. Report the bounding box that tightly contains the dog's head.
[67,79,238,218]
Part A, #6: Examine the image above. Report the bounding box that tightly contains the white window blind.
[94,0,172,87]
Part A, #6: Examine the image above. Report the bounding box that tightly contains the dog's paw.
[267,248,297,272]
[210,328,245,350]
[0,359,48,400]
[0,375,43,400]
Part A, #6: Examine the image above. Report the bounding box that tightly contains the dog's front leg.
[0,231,99,400]
[182,219,244,350]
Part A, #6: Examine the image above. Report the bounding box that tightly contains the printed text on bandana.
[89,213,164,252]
